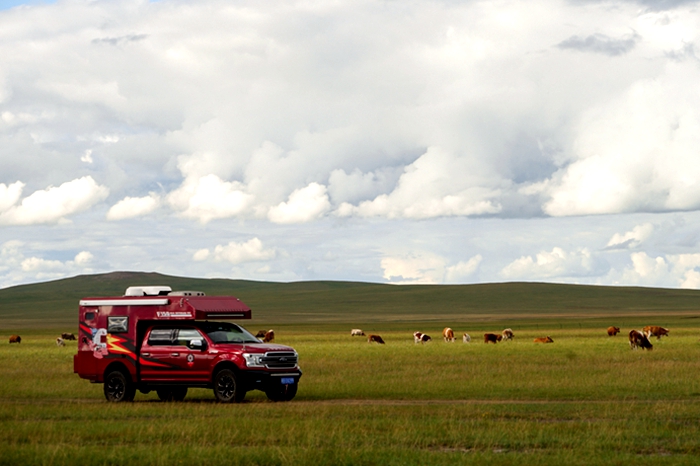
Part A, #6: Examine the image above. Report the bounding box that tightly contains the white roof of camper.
[124,286,172,296]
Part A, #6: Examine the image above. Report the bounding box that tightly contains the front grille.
[261,351,298,369]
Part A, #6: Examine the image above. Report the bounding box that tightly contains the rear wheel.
[266,383,297,402]
[213,369,242,403]
[157,387,188,402]
[104,370,136,402]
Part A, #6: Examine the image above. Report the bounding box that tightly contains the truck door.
[140,328,213,382]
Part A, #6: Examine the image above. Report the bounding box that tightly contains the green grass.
[2,324,700,465]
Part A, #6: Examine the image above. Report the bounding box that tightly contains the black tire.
[157,387,188,402]
[266,383,297,402]
[104,370,136,402]
[213,369,241,403]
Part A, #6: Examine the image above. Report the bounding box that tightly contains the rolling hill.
[1,271,700,329]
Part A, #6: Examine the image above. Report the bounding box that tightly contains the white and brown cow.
[414,332,431,344]
[643,326,669,340]
[442,327,455,342]
[462,333,471,343]
[263,330,275,343]
[629,330,653,350]
[56,337,65,347]
[350,329,365,337]
[501,328,514,341]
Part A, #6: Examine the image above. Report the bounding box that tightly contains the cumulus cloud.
[107,193,161,220]
[381,252,482,284]
[501,247,606,280]
[196,238,276,265]
[268,183,331,224]
[0,177,108,225]
[606,223,654,249]
[0,241,96,284]
[341,147,503,219]
[542,64,700,216]
[167,174,253,223]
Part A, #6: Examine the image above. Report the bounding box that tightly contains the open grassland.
[3,323,700,465]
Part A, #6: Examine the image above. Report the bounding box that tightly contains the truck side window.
[84,312,95,321]
[177,329,204,346]
[148,328,176,346]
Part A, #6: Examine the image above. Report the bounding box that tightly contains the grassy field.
[2,273,700,464]
[2,322,700,465]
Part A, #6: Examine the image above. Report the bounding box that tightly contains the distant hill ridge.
[1,271,700,328]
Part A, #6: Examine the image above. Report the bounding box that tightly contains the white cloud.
[268,183,330,224]
[167,174,253,223]
[381,252,482,284]
[0,181,24,211]
[342,147,503,219]
[606,223,654,249]
[501,247,603,280]
[204,238,276,265]
[107,193,160,220]
[0,177,109,225]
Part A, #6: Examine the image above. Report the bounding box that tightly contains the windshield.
[200,322,261,344]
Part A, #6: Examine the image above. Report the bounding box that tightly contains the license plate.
[281,377,295,385]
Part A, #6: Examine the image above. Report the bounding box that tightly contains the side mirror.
[188,339,207,351]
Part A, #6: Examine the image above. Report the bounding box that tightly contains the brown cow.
[607,326,620,336]
[263,330,275,343]
[630,329,653,350]
[61,333,76,341]
[442,327,455,342]
[643,326,669,340]
[9,335,21,344]
[533,336,554,343]
[368,334,385,344]
[484,333,502,344]
[502,328,514,341]
[255,330,267,338]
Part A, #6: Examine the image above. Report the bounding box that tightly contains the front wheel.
[266,383,297,402]
[213,369,243,403]
[104,370,136,402]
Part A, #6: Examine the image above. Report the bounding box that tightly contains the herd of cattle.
[352,325,670,350]
[5,325,671,351]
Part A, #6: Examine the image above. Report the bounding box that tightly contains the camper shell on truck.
[74,286,301,403]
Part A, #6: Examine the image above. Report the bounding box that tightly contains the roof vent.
[168,290,206,297]
[124,286,172,296]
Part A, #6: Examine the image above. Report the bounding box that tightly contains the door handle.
[171,352,180,357]
[141,352,150,357]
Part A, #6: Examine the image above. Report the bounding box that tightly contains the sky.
[2,0,700,290]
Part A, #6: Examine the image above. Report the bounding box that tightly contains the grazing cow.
[463,333,471,343]
[368,334,385,344]
[533,336,554,343]
[607,326,621,337]
[61,333,76,341]
[413,332,432,344]
[255,330,267,338]
[643,326,669,340]
[442,327,455,342]
[484,333,502,344]
[56,337,65,347]
[629,330,653,350]
[502,328,514,341]
[9,335,21,344]
[263,330,275,343]
[350,329,365,337]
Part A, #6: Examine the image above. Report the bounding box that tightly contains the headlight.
[243,353,264,367]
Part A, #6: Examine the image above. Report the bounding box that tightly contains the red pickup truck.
[73,286,301,402]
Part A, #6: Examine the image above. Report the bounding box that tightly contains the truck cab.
[74,286,301,402]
